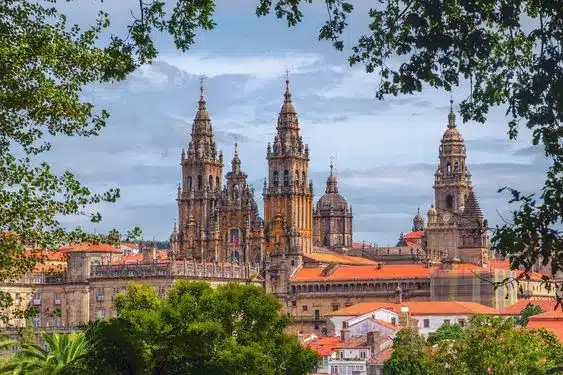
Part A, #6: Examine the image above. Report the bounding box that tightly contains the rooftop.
[303,253,377,266]
[291,264,435,282]
[527,309,563,342]
[327,300,499,317]
[59,243,121,254]
[501,299,560,315]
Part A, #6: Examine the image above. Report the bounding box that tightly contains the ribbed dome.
[442,99,463,142]
[316,163,348,212]
[280,79,296,115]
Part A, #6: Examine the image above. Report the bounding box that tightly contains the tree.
[0,332,88,374]
[253,0,563,299]
[516,303,545,326]
[429,315,563,375]
[82,281,318,375]
[383,328,430,375]
[427,322,464,346]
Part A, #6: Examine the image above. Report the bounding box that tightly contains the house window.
[54,292,61,305]
[423,319,430,328]
[332,304,340,312]
[96,288,104,302]
[330,366,338,374]
[291,300,297,307]
[459,319,466,327]
[32,294,41,305]
[444,319,451,325]
[360,351,366,359]
[302,305,308,312]
[314,309,320,320]
[391,317,397,325]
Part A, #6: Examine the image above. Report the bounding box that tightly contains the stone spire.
[326,160,338,194]
[461,191,484,224]
[231,142,241,174]
[447,97,456,129]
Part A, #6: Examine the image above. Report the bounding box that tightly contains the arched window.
[453,162,459,174]
[446,194,454,209]
[197,175,202,190]
[215,176,220,190]
[446,163,451,175]
[302,171,306,184]
[283,170,289,186]
[208,175,213,190]
[232,185,239,199]
[187,176,192,190]
[273,171,279,187]
[295,170,299,185]
[230,229,240,245]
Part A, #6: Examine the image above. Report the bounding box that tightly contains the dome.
[442,127,464,142]
[316,192,348,212]
[280,80,296,114]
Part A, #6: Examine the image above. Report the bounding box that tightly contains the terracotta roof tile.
[291,264,434,282]
[404,231,424,240]
[500,299,559,315]
[334,337,369,349]
[59,243,121,253]
[304,337,342,357]
[527,310,563,342]
[25,249,65,261]
[113,252,168,265]
[327,301,499,317]
[372,319,401,331]
[304,253,377,266]
[122,242,139,249]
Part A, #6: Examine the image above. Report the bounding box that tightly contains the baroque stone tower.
[175,80,223,260]
[426,100,489,263]
[263,79,313,256]
[313,161,353,250]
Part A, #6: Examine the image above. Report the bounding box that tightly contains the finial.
[447,94,456,128]
[173,220,177,232]
[329,156,334,176]
[417,207,420,215]
[200,76,204,96]
[234,140,238,155]
[198,76,206,110]
[285,67,290,88]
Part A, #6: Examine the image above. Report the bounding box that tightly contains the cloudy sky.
[48,1,549,246]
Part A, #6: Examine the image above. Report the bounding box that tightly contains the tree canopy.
[384,315,563,375]
[81,281,318,375]
[516,303,545,326]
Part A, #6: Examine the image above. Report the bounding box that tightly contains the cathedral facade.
[171,82,264,264]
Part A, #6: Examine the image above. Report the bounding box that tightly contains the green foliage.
[516,303,544,327]
[427,322,464,346]
[255,0,563,295]
[0,332,88,374]
[383,328,429,375]
[82,281,317,375]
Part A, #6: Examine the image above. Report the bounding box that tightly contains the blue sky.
[49,0,548,245]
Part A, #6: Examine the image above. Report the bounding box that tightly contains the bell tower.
[176,79,223,260]
[263,78,313,255]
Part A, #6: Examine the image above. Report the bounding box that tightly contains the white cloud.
[161,52,322,80]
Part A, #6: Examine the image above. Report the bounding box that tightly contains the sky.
[48,0,549,246]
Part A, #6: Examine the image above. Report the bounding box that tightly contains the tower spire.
[448,95,456,128]
[198,76,206,110]
[329,156,334,176]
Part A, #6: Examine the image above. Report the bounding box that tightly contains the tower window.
[209,175,213,190]
[295,170,299,184]
[302,171,306,184]
[216,176,220,189]
[273,171,279,187]
[453,162,459,174]
[446,163,452,175]
[187,176,192,190]
[197,175,202,190]
[283,170,289,187]
[446,194,454,209]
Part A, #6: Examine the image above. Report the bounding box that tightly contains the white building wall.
[415,314,470,336]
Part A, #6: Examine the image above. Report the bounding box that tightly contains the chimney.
[367,331,380,353]
[340,321,351,341]
[398,306,410,326]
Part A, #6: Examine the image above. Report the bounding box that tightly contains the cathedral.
[171,77,490,279]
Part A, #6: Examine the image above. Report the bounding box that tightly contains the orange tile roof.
[527,310,563,342]
[304,336,342,356]
[291,264,435,282]
[59,243,121,253]
[33,263,66,273]
[122,242,139,249]
[25,249,65,262]
[326,301,499,317]
[334,337,369,349]
[404,231,424,240]
[372,319,402,332]
[500,299,559,315]
[304,253,377,266]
